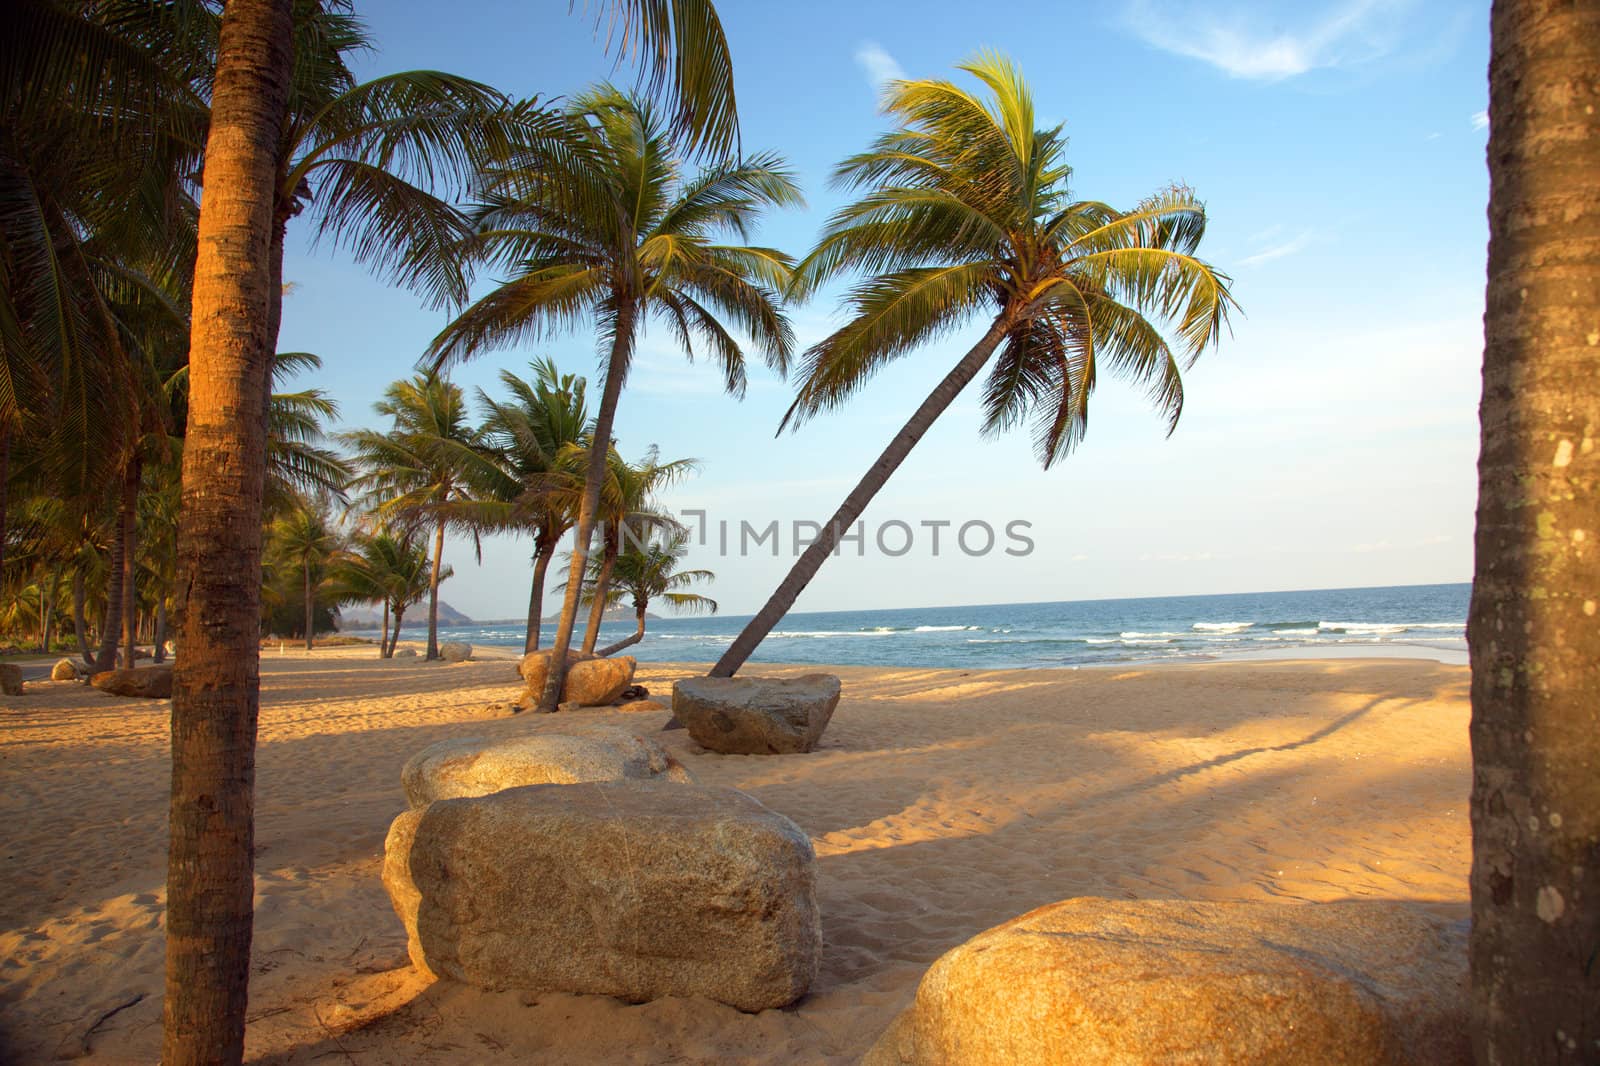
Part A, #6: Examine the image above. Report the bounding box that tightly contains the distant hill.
[337,601,473,631]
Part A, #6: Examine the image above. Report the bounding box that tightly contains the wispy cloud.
[854,42,905,91]
[1240,231,1313,266]
[1122,0,1406,80]
[1470,109,1489,130]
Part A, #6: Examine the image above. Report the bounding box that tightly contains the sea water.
[405,582,1470,670]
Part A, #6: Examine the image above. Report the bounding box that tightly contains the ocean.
[407,582,1470,670]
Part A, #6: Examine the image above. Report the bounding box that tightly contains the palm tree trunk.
[524,538,555,652]
[710,314,1015,677]
[381,599,390,658]
[95,499,126,672]
[1470,2,1600,1061]
[153,598,167,664]
[0,423,9,581]
[120,454,141,669]
[42,564,63,653]
[390,603,406,657]
[425,520,446,660]
[302,557,314,652]
[163,2,294,1064]
[598,602,647,657]
[73,568,94,667]
[580,534,618,654]
[537,305,635,712]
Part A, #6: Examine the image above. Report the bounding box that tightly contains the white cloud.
[1122,0,1405,81]
[854,42,905,91]
[1240,231,1313,266]
[1470,109,1489,130]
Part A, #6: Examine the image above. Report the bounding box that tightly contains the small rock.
[672,674,841,754]
[394,648,418,658]
[439,642,472,662]
[90,665,173,699]
[51,659,80,681]
[0,664,23,696]
[619,684,650,700]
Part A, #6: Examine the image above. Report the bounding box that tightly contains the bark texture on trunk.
[95,489,127,671]
[710,314,1015,677]
[380,600,390,658]
[524,538,555,653]
[389,605,405,657]
[537,306,634,712]
[425,520,445,660]
[73,568,94,665]
[598,602,647,657]
[1471,3,1600,1063]
[153,598,167,663]
[162,2,294,1064]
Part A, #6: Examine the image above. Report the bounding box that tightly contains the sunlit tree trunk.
[711,315,1015,677]
[162,2,294,1063]
[598,600,647,657]
[537,306,633,711]
[380,598,390,658]
[120,454,141,668]
[524,535,556,652]
[425,520,445,660]
[1470,2,1600,1063]
[580,528,618,654]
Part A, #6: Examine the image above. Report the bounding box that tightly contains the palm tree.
[266,493,343,651]
[428,85,799,710]
[577,530,717,656]
[476,358,591,652]
[578,446,696,654]
[1469,2,1600,1060]
[710,54,1236,677]
[342,372,496,661]
[332,529,438,658]
[163,3,294,1063]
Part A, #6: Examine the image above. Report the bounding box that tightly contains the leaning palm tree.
[710,54,1236,677]
[476,358,591,652]
[580,530,717,656]
[578,446,696,654]
[428,85,800,711]
[342,372,497,661]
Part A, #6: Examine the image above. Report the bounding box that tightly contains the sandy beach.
[0,651,1470,1064]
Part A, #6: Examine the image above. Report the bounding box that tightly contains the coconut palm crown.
[710,53,1236,678]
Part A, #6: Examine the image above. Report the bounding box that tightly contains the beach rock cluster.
[515,649,637,710]
[438,641,473,662]
[862,897,1470,1066]
[383,780,820,1011]
[672,674,841,754]
[400,725,692,807]
[90,665,173,699]
[0,664,22,696]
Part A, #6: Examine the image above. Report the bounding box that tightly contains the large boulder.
[439,641,473,662]
[51,659,80,681]
[672,674,841,754]
[401,725,692,807]
[90,665,173,699]
[383,780,820,1011]
[0,664,22,696]
[862,898,1469,1066]
[516,649,635,709]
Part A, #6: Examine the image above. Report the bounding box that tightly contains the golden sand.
[0,651,1470,1064]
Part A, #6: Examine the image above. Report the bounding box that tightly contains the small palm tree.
[332,530,440,658]
[476,358,591,652]
[567,530,717,657]
[711,54,1236,676]
[578,447,697,654]
[427,86,800,710]
[342,373,497,660]
[266,493,344,652]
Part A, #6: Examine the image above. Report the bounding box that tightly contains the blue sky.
[277,0,1491,621]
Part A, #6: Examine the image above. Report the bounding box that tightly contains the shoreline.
[0,654,1471,1063]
